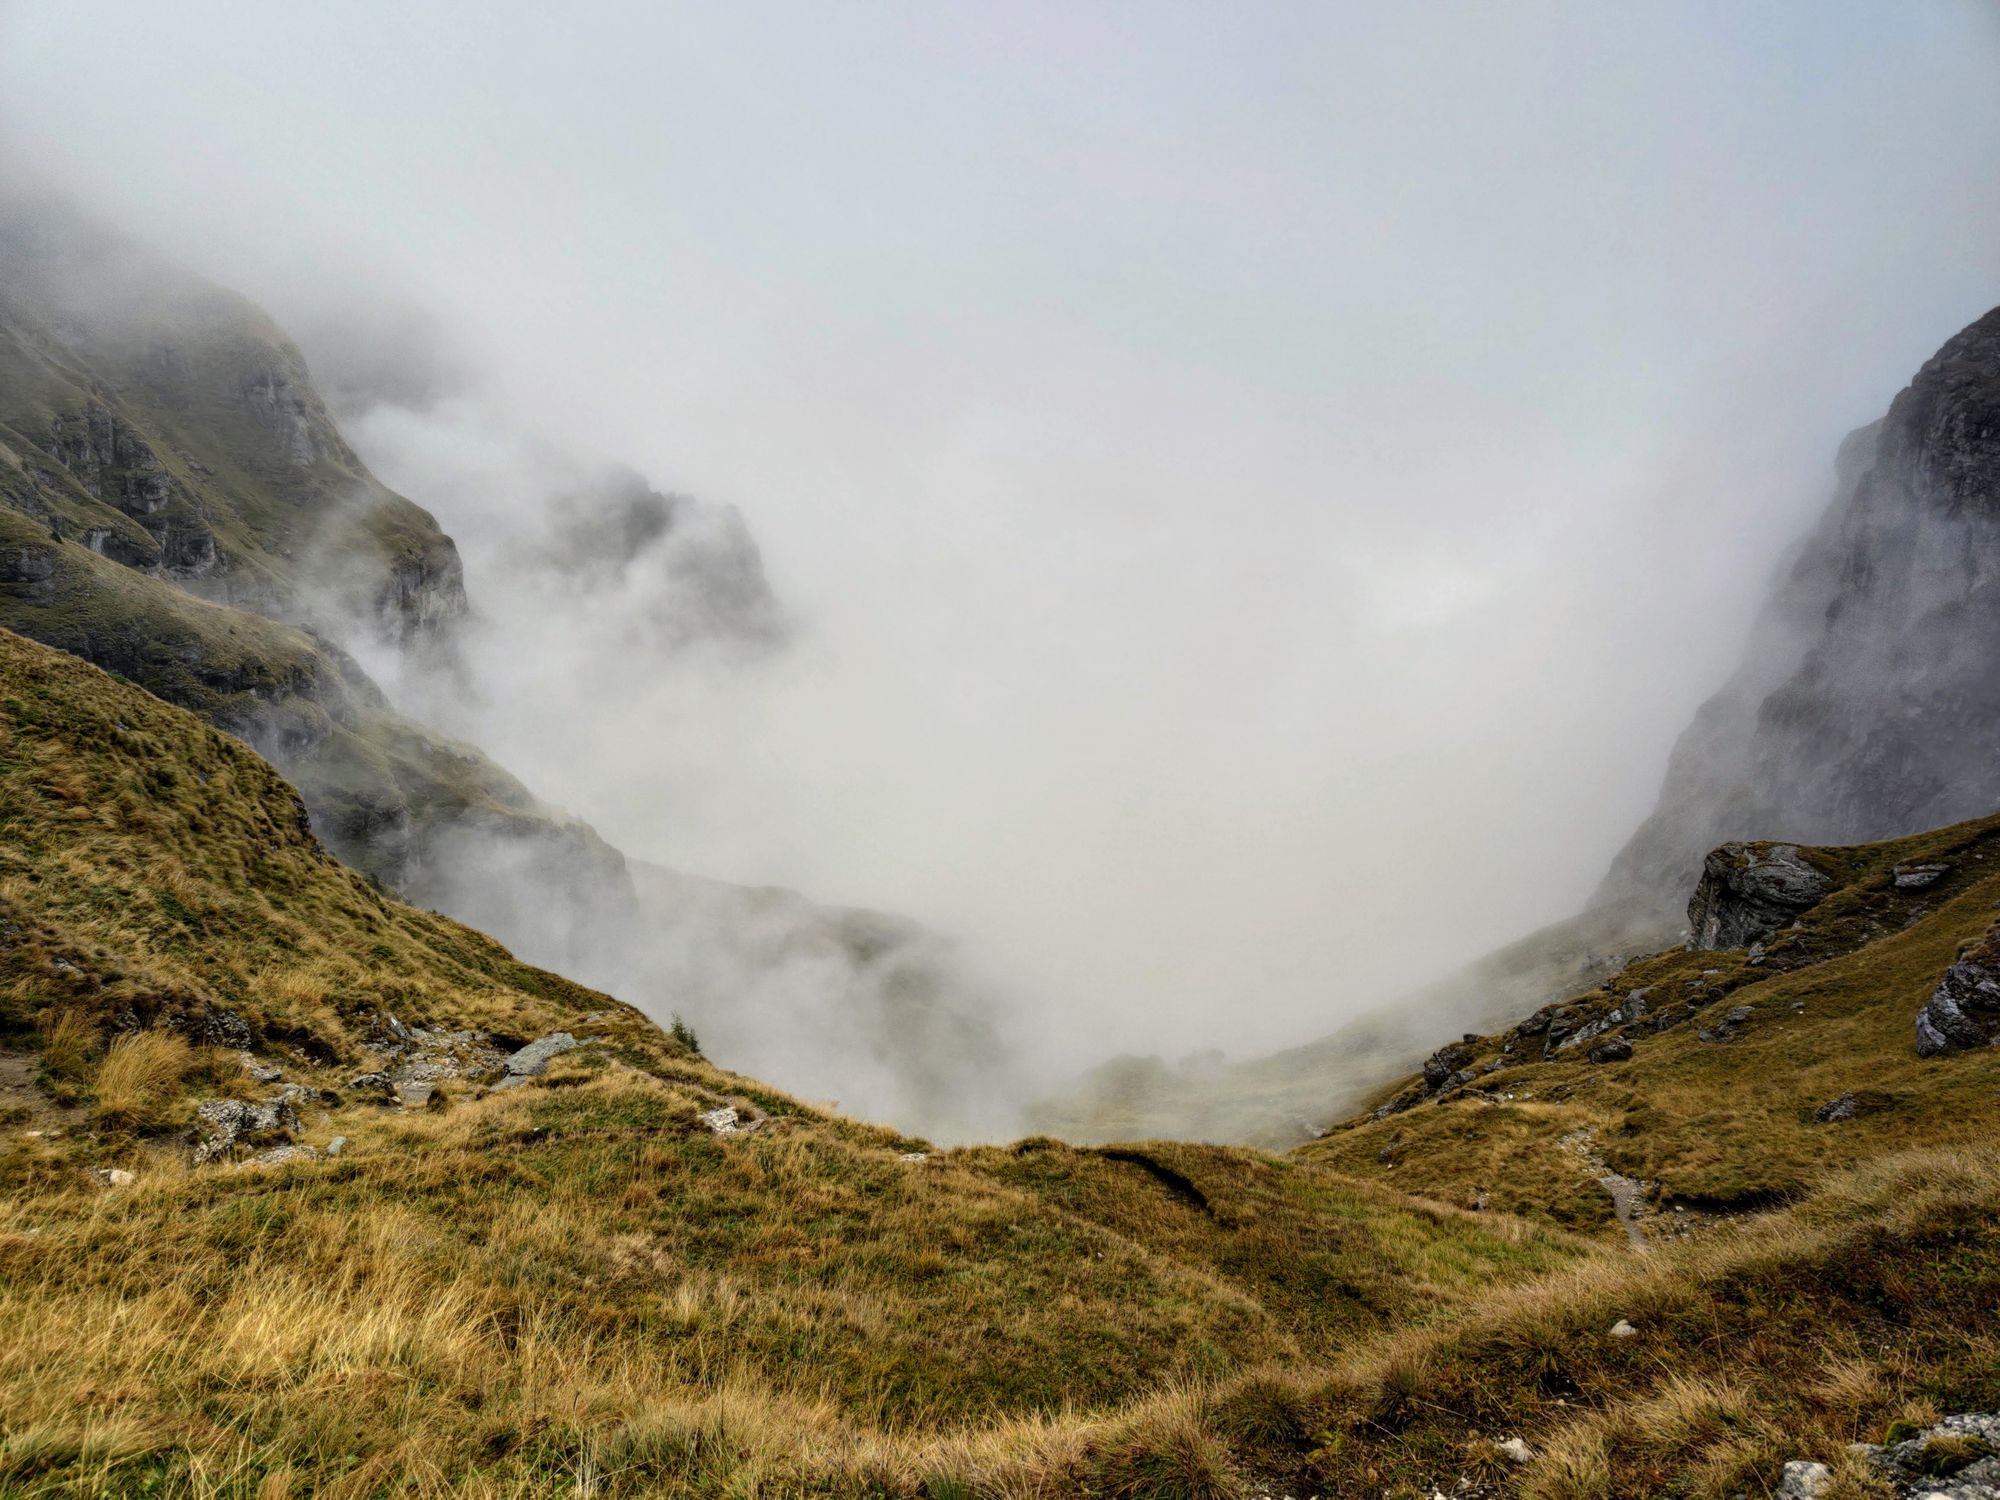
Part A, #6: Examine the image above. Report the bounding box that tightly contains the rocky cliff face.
[0,177,467,647]
[1602,305,2000,918]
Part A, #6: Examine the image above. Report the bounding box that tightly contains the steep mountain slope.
[1056,302,2000,1150]
[0,187,1016,1138]
[1602,304,2000,914]
[0,177,464,641]
[0,625,1582,1495]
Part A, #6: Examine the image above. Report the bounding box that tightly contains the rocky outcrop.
[1687,842,1832,950]
[1917,926,2000,1056]
[0,538,55,598]
[374,546,467,644]
[1849,1412,2000,1498]
[239,364,325,468]
[192,1091,305,1164]
[1604,306,2000,919]
[489,1031,582,1091]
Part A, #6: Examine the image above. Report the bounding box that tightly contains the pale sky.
[4,2,1999,1065]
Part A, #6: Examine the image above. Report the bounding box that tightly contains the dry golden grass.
[33,1007,92,1083]
[91,1030,194,1128]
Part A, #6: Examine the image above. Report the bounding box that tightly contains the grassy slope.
[0,627,1583,1497]
[0,628,1997,1498]
[0,506,620,902]
[1300,814,2000,1229]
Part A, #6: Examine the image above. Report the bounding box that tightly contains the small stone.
[1609,1319,1638,1338]
[1775,1459,1831,1500]
[238,1052,282,1085]
[698,1106,741,1136]
[325,1136,347,1157]
[899,1151,929,1163]
[1496,1437,1533,1464]
[1588,1039,1634,1064]
[1814,1093,1858,1123]
[94,1167,135,1188]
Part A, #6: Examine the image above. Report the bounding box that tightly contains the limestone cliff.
[1602,305,2000,917]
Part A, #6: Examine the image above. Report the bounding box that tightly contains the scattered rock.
[1556,1014,1615,1053]
[238,1052,282,1085]
[92,1167,135,1188]
[1588,1039,1634,1064]
[1559,1129,1652,1252]
[1699,1005,1757,1044]
[899,1151,929,1163]
[1894,862,1952,890]
[1422,1043,1473,1090]
[1775,1459,1832,1500]
[490,1032,581,1092]
[1853,1412,2000,1498]
[1916,933,2000,1057]
[176,1006,254,1051]
[1608,1319,1637,1338]
[697,1106,742,1136]
[1687,842,1833,950]
[1815,1093,1858,1123]
[348,1070,396,1100]
[1496,1436,1533,1465]
[325,1135,347,1157]
[192,1094,301,1164]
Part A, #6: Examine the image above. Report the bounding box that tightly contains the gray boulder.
[1687,843,1832,950]
[1917,938,2000,1057]
[490,1032,581,1091]
[1893,862,1952,890]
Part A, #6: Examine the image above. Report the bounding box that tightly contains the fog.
[5,2,2000,1084]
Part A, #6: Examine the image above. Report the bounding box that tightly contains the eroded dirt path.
[1558,1127,1652,1252]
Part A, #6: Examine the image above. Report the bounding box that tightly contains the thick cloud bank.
[5,2,2000,1100]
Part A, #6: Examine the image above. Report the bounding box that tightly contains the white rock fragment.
[698,1106,741,1136]
[93,1167,135,1187]
[1775,1459,1831,1499]
[1609,1319,1638,1338]
[1496,1436,1533,1463]
[238,1051,282,1084]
